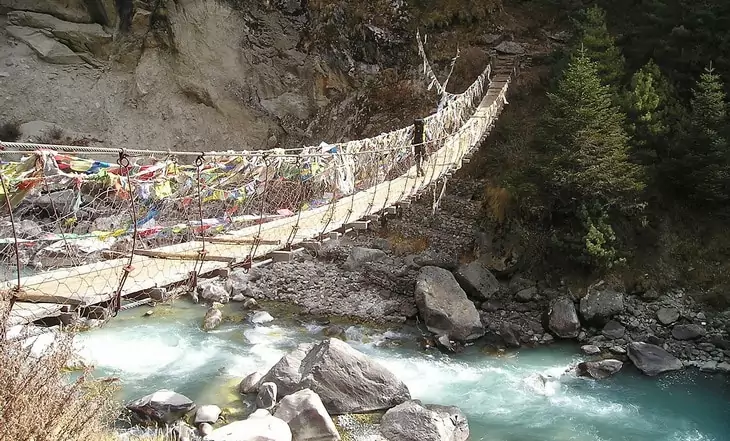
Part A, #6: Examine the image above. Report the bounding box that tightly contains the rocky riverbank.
[189,177,730,378]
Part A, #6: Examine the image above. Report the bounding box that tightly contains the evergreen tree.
[684,65,730,205]
[543,48,645,211]
[575,5,626,89]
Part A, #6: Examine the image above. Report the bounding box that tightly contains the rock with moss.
[379,400,469,441]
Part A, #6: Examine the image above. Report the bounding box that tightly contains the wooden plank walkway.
[8,68,514,309]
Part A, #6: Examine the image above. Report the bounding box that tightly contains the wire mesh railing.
[0,54,518,327]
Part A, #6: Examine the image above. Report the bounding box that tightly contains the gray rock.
[259,343,315,398]
[380,400,469,441]
[672,324,706,340]
[494,41,525,55]
[717,362,730,373]
[581,344,601,356]
[194,404,221,424]
[239,372,264,394]
[343,247,386,271]
[0,0,91,23]
[8,11,111,56]
[205,409,292,441]
[515,287,538,302]
[6,26,82,64]
[226,269,251,296]
[577,359,623,380]
[436,334,457,352]
[126,389,195,425]
[257,382,278,410]
[273,389,340,441]
[199,281,230,303]
[627,342,683,376]
[231,294,246,302]
[170,421,196,441]
[198,422,213,437]
[700,360,718,373]
[547,298,580,339]
[453,261,500,300]
[657,307,680,325]
[251,311,274,324]
[415,266,485,341]
[243,298,258,309]
[263,338,410,415]
[579,287,624,326]
[500,323,521,348]
[610,346,627,355]
[202,304,223,331]
[642,288,662,301]
[602,321,626,339]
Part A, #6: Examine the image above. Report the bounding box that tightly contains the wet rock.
[435,334,458,353]
[251,311,274,324]
[577,359,623,380]
[126,389,195,425]
[257,382,278,410]
[243,298,258,309]
[657,307,680,325]
[322,325,345,339]
[672,324,706,340]
[717,362,730,374]
[199,281,230,303]
[547,298,580,339]
[579,286,624,326]
[500,323,521,348]
[343,247,386,271]
[453,261,500,300]
[239,372,264,394]
[515,287,538,302]
[202,303,223,331]
[602,321,626,339]
[700,360,718,373]
[261,338,410,414]
[195,404,221,424]
[627,342,683,376]
[273,389,340,441]
[205,408,292,441]
[494,41,525,55]
[380,400,469,441]
[6,26,82,64]
[581,344,601,356]
[415,266,485,341]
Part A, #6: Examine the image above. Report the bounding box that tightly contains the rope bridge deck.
[0,55,518,319]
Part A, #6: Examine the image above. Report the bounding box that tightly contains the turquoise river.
[72,301,730,441]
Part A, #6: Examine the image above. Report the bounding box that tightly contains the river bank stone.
[547,298,580,339]
[202,303,222,331]
[273,389,340,441]
[379,400,469,441]
[257,382,278,410]
[579,286,624,326]
[343,247,386,271]
[672,324,706,340]
[453,260,500,300]
[206,408,292,441]
[415,266,485,341]
[195,404,221,424]
[260,338,410,414]
[577,359,623,380]
[239,372,264,394]
[657,307,680,325]
[627,342,683,376]
[126,389,195,425]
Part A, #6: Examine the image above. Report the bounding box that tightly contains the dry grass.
[0,298,120,441]
[384,231,430,255]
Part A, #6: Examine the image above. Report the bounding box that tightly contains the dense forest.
[481,0,730,299]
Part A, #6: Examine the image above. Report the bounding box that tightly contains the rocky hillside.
[0,0,542,152]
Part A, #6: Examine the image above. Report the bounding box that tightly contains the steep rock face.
[8,11,112,56]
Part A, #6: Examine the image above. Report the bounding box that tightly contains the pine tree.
[684,65,730,205]
[575,6,626,89]
[543,48,645,211]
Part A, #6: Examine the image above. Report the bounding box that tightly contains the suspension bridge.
[0,52,519,327]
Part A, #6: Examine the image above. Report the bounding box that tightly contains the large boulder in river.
[577,359,623,380]
[415,266,485,341]
[239,371,264,394]
[199,280,230,303]
[126,389,195,425]
[579,287,624,326]
[547,298,580,339]
[261,339,410,414]
[206,408,292,441]
[273,389,340,441]
[380,400,469,441]
[202,303,223,331]
[627,342,683,376]
[453,261,500,300]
